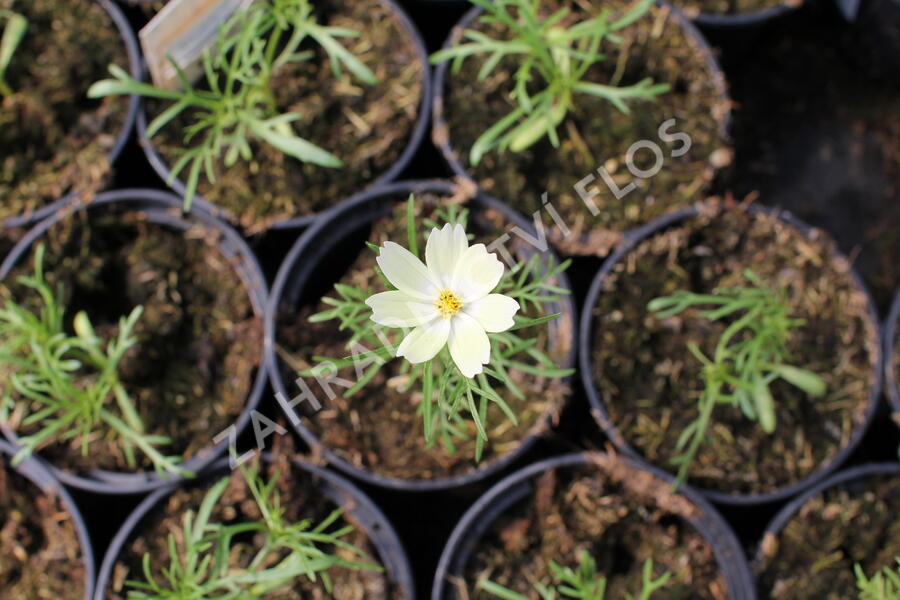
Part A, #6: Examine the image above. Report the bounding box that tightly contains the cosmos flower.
[365,223,519,377]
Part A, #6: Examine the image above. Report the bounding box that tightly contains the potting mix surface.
[0,0,897,599]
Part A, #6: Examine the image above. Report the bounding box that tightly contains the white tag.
[139,0,255,91]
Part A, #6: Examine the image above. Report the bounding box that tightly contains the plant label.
[139,0,256,91]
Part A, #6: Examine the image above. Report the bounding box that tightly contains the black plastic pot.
[432,452,757,600]
[854,0,900,81]
[751,462,900,580]
[0,188,269,495]
[431,1,731,253]
[0,438,96,600]
[1,0,141,229]
[579,202,884,506]
[94,454,416,600]
[265,179,577,491]
[137,0,433,230]
[887,287,900,416]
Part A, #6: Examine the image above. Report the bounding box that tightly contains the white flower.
[365,223,520,378]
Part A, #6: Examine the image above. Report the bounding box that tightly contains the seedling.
[648,269,827,489]
[126,459,379,599]
[0,10,27,97]
[856,559,900,600]
[300,195,572,460]
[478,551,670,600]
[0,245,188,478]
[430,0,669,164]
[88,0,377,209]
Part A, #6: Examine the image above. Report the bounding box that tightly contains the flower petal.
[425,223,468,286]
[464,294,519,333]
[366,291,437,327]
[451,243,505,303]
[448,312,491,378]
[396,318,450,364]
[377,242,440,300]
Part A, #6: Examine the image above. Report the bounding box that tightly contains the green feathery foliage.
[126,459,379,599]
[430,0,668,163]
[647,269,826,489]
[303,195,572,460]
[0,244,188,478]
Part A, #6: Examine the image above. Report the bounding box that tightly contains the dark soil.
[671,0,799,18]
[3,207,262,475]
[0,459,86,600]
[0,0,130,222]
[589,201,878,495]
[755,473,900,599]
[436,0,729,256]
[456,454,727,599]
[105,450,403,600]
[148,0,424,233]
[275,190,573,481]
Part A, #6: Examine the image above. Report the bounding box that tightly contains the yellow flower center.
[435,289,463,319]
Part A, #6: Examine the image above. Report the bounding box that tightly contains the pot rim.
[264,178,577,491]
[886,287,900,415]
[578,200,885,506]
[1,0,142,229]
[0,438,96,600]
[690,0,800,28]
[136,0,434,231]
[431,451,757,600]
[0,188,270,495]
[93,453,417,600]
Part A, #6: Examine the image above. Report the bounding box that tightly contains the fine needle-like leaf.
[648,269,827,489]
[431,0,668,162]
